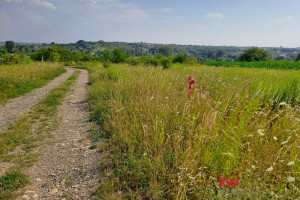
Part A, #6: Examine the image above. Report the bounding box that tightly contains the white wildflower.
[281,141,288,145]
[287,161,295,166]
[266,167,273,172]
[251,165,256,169]
[273,136,278,141]
[149,96,154,101]
[286,136,291,141]
[287,177,295,182]
[223,153,233,157]
[165,96,169,99]
[200,94,206,99]
[279,102,287,106]
[257,129,264,136]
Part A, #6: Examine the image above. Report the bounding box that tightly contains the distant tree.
[76,40,87,48]
[0,48,8,57]
[173,53,188,63]
[100,49,112,62]
[48,50,60,62]
[5,41,16,53]
[275,55,286,61]
[157,46,173,57]
[81,53,94,61]
[238,47,268,62]
[295,53,300,62]
[112,48,128,63]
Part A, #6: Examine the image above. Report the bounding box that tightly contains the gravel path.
[0,68,75,134]
[17,69,100,200]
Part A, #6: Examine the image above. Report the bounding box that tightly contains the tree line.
[1,40,300,65]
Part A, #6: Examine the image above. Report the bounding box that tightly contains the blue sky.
[1,0,300,47]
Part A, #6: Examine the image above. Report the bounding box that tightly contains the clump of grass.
[0,62,66,103]
[0,170,28,199]
[87,64,299,199]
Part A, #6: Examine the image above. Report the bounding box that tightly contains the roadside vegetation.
[0,63,66,103]
[0,71,80,199]
[83,63,299,199]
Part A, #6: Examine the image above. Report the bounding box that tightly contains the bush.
[140,56,159,66]
[173,53,188,63]
[103,61,111,68]
[161,57,171,69]
[127,58,140,66]
[0,53,30,65]
[112,48,128,63]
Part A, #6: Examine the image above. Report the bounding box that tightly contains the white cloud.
[204,13,224,20]
[272,16,295,24]
[4,0,56,10]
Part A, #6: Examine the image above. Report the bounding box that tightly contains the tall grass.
[0,62,66,103]
[87,63,300,199]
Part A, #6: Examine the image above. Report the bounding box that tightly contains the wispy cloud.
[153,8,171,13]
[80,0,116,5]
[4,0,56,10]
[272,16,295,24]
[204,13,224,20]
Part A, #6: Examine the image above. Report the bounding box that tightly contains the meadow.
[85,63,300,199]
[0,63,66,104]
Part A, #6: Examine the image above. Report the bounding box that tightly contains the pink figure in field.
[187,76,195,99]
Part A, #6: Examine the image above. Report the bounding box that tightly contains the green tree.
[295,53,300,62]
[173,53,188,63]
[157,46,173,57]
[100,49,112,62]
[5,41,16,53]
[112,48,128,63]
[237,47,268,62]
[48,50,60,62]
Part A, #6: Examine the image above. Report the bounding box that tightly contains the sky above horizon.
[1,0,300,47]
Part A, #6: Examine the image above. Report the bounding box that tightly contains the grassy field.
[0,63,66,104]
[84,63,300,199]
[206,61,300,70]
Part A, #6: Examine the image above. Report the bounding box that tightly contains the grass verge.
[0,62,66,104]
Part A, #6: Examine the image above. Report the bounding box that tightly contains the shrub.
[161,57,171,69]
